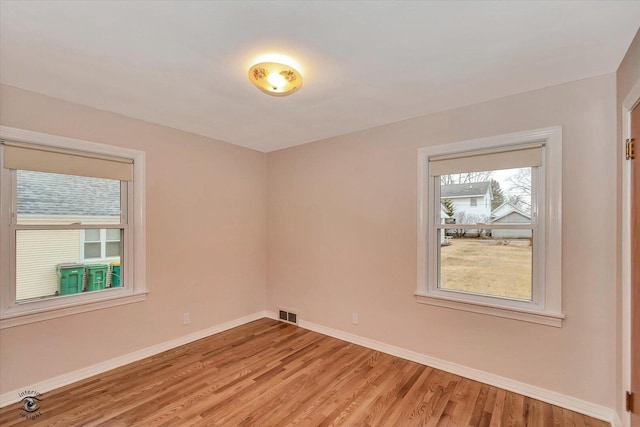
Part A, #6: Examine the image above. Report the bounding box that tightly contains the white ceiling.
[1,1,639,152]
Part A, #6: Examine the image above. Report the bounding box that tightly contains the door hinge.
[626,138,636,160]
[627,391,635,412]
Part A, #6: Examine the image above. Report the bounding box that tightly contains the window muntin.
[417,128,564,326]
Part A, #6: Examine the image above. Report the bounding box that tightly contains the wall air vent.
[278,308,299,325]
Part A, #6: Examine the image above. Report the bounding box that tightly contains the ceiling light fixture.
[248,62,303,97]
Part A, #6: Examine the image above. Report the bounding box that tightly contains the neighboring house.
[489,202,532,239]
[16,170,120,300]
[440,182,493,237]
[490,201,528,220]
[440,182,493,223]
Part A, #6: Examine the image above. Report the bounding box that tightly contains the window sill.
[0,289,148,329]
[415,292,565,327]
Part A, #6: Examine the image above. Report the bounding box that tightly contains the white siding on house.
[448,197,491,221]
[491,202,530,220]
[490,212,532,239]
[491,228,532,239]
[494,211,531,224]
[16,229,81,300]
[492,203,514,218]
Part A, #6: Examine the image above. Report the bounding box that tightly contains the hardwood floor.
[0,318,609,426]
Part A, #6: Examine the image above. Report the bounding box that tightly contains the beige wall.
[267,74,618,408]
[616,28,640,421]
[0,65,628,414]
[0,84,267,393]
[617,30,640,112]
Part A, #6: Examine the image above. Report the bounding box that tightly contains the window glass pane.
[84,229,100,242]
[106,229,121,241]
[438,229,533,300]
[15,230,119,301]
[439,167,532,226]
[16,170,120,225]
[84,242,101,259]
[105,242,120,257]
[15,230,121,302]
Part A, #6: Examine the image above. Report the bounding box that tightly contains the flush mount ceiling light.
[248,62,303,97]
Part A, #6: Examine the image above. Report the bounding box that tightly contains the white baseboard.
[2,311,622,426]
[264,312,621,427]
[0,310,268,408]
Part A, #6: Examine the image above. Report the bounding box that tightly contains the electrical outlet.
[352,312,358,325]
[183,312,190,325]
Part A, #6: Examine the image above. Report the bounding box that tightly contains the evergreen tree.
[442,198,455,218]
[490,179,505,211]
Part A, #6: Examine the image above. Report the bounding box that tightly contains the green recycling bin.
[57,263,85,295]
[111,261,121,287]
[85,264,108,291]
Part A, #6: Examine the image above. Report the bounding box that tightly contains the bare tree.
[452,212,488,238]
[507,194,527,211]
[453,212,468,238]
[506,169,531,211]
[441,171,493,185]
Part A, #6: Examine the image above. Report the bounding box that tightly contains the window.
[417,127,564,326]
[0,126,147,328]
[82,229,121,261]
[84,229,103,259]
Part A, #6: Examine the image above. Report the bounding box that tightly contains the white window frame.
[417,127,564,327]
[0,126,147,329]
[81,228,122,262]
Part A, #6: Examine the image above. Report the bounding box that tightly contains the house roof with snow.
[440,181,492,198]
[17,170,120,216]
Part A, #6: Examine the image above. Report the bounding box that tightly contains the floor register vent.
[278,309,298,325]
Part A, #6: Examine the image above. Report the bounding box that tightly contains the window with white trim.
[82,229,121,261]
[417,127,564,326]
[0,127,147,328]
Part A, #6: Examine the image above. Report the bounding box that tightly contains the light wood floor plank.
[0,319,610,426]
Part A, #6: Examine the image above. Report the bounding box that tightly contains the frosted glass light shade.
[248,62,303,97]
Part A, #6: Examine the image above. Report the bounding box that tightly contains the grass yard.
[440,238,532,300]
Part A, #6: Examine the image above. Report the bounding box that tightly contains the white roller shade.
[3,142,133,181]
[429,144,542,176]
